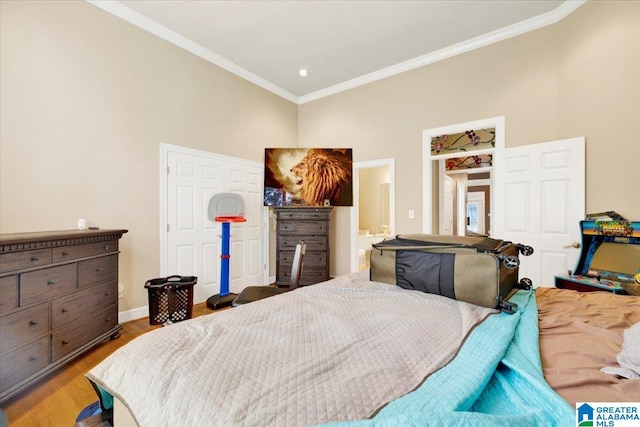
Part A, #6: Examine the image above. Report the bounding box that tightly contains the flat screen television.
[264,148,353,207]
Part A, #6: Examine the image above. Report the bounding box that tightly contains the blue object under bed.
[322,290,574,427]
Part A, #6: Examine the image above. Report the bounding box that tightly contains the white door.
[441,175,455,235]
[166,149,264,303]
[493,137,585,287]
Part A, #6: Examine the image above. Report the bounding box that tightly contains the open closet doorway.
[350,158,395,272]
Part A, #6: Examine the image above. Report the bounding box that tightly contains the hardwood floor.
[1,303,218,427]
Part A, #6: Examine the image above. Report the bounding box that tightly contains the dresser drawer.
[279,251,327,267]
[302,252,328,267]
[78,255,117,288]
[52,240,118,263]
[277,266,327,286]
[276,210,330,221]
[0,303,50,354]
[20,264,77,306]
[52,282,117,329]
[298,270,328,286]
[0,248,51,274]
[0,275,18,315]
[52,305,118,362]
[278,236,327,252]
[0,336,49,393]
[278,221,327,235]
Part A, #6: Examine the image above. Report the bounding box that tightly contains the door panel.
[441,175,454,235]
[494,137,585,287]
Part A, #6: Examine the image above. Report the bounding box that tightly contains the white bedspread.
[87,272,496,427]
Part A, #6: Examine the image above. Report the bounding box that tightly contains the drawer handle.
[96,267,103,273]
[106,317,112,322]
[62,251,70,257]
[29,320,39,326]
[62,307,69,313]
[105,291,112,296]
[29,356,38,362]
[31,256,39,261]
[47,280,56,285]
[62,340,69,345]
[105,245,111,251]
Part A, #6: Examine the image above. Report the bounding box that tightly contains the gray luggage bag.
[370,234,533,313]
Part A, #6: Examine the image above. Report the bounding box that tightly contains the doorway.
[423,119,585,287]
[439,168,492,236]
[422,116,505,234]
[350,158,395,272]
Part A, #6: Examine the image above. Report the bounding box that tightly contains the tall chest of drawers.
[0,229,127,404]
[274,207,332,287]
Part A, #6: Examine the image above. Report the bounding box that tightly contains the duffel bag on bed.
[370,234,534,313]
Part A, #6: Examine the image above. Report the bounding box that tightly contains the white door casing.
[456,182,467,236]
[493,137,585,287]
[160,144,266,305]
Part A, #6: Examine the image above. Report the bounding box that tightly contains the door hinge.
[167,224,170,232]
[167,166,170,175]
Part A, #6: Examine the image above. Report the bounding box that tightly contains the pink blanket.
[536,287,640,405]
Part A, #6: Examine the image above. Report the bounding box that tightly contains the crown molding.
[88,0,586,106]
[87,0,299,104]
[299,0,586,104]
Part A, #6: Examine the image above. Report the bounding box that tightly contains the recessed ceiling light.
[299,68,309,77]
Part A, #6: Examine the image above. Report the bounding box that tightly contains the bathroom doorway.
[350,158,395,272]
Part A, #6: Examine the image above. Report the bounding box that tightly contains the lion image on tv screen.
[290,149,352,206]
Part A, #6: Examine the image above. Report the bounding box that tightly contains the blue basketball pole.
[206,218,243,310]
[219,222,231,296]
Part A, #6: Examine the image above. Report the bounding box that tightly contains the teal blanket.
[321,290,574,427]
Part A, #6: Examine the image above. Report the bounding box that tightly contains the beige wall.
[0,1,298,310]
[2,1,639,311]
[299,0,640,276]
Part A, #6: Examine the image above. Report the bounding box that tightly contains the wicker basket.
[145,275,197,325]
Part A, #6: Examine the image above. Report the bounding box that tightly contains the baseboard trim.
[118,305,149,324]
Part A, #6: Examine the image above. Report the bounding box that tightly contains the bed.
[87,271,640,427]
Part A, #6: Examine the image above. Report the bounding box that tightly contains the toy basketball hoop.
[206,194,246,310]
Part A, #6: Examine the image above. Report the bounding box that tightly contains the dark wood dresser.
[274,207,332,287]
[0,229,127,404]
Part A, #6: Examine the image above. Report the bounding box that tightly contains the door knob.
[562,242,581,249]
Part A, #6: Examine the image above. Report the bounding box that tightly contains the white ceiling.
[92,0,584,104]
